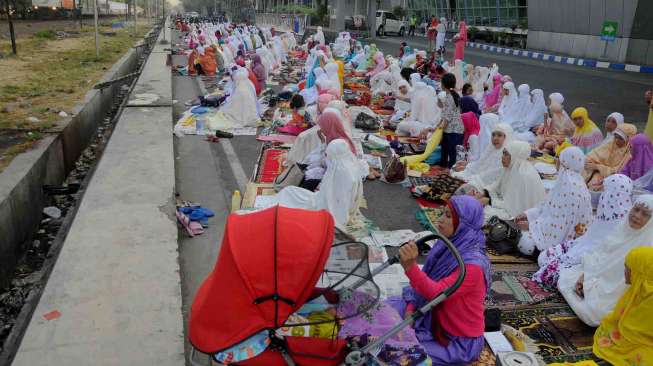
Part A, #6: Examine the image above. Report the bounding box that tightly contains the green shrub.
[34,30,56,40]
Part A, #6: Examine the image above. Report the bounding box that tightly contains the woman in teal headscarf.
[355,45,371,71]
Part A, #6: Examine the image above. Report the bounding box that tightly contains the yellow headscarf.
[571,107,600,136]
[555,139,573,156]
[593,246,653,365]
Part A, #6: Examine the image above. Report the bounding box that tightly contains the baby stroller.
[189,206,465,366]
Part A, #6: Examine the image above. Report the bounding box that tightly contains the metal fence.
[256,13,308,34]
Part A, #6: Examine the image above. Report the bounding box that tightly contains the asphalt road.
[172,30,653,363]
[374,35,653,132]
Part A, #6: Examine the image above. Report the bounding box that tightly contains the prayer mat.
[241,182,276,208]
[415,207,444,233]
[485,265,565,309]
[468,343,496,366]
[398,136,420,144]
[256,134,297,143]
[409,176,435,187]
[501,306,598,363]
[487,246,535,264]
[255,148,287,183]
[415,197,441,208]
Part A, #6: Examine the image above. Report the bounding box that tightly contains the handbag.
[484,308,502,332]
[274,163,305,192]
[383,156,406,183]
[355,112,380,131]
[486,216,522,255]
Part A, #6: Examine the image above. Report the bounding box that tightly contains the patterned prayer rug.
[415,207,444,233]
[501,306,598,363]
[485,265,566,309]
[255,148,287,183]
[468,344,496,366]
[487,246,535,264]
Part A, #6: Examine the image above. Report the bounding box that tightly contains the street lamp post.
[495,0,499,27]
[93,0,100,58]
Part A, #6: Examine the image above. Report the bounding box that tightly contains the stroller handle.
[344,233,466,366]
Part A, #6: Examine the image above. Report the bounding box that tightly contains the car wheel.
[398,27,405,36]
[377,26,384,37]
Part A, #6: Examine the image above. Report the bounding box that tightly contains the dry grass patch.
[0,21,151,130]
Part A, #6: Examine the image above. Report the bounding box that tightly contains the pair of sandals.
[366,168,382,181]
[176,210,204,237]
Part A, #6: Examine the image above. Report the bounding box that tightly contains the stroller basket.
[189,206,465,366]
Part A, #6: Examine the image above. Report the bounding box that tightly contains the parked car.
[376,10,405,36]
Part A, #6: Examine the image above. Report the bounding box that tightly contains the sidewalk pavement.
[12,22,184,366]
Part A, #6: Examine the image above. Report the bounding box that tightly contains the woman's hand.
[453,161,467,172]
[399,241,419,271]
[418,128,433,141]
[404,309,415,327]
[585,161,596,171]
[575,274,585,298]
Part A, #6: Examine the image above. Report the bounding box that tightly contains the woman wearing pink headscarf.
[317,111,356,155]
[453,21,467,61]
[483,73,503,112]
[317,94,337,113]
[367,51,387,78]
[461,111,480,148]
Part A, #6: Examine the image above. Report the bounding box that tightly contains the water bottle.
[231,190,241,212]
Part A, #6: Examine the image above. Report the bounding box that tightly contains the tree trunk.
[5,0,17,54]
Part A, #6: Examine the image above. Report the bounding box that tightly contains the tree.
[1,0,18,54]
[392,5,405,20]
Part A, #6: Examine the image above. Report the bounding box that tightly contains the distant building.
[405,0,527,28]
[529,0,653,65]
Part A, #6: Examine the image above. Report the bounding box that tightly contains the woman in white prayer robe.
[557,194,653,327]
[278,139,364,229]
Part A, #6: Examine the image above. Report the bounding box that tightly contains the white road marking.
[219,138,249,193]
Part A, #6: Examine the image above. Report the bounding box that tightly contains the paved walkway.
[12,23,184,366]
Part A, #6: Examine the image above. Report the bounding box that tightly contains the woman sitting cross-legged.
[451,123,513,189]
[557,194,653,327]
[584,123,637,190]
[593,246,653,365]
[480,140,546,221]
[277,139,363,230]
[532,174,633,288]
[388,196,490,365]
[515,146,593,256]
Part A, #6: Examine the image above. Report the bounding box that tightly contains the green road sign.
[601,21,618,41]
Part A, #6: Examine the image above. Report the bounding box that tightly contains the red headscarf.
[317,111,356,155]
[461,111,480,147]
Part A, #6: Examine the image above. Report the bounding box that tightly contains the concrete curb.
[0,27,153,287]
[12,21,183,366]
[467,41,653,74]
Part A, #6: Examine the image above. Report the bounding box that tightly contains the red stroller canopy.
[189,206,335,354]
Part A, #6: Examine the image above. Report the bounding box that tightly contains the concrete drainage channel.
[0,23,163,365]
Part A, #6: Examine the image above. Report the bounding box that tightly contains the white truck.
[376,10,405,37]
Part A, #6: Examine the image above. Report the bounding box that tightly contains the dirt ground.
[0,19,152,172]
